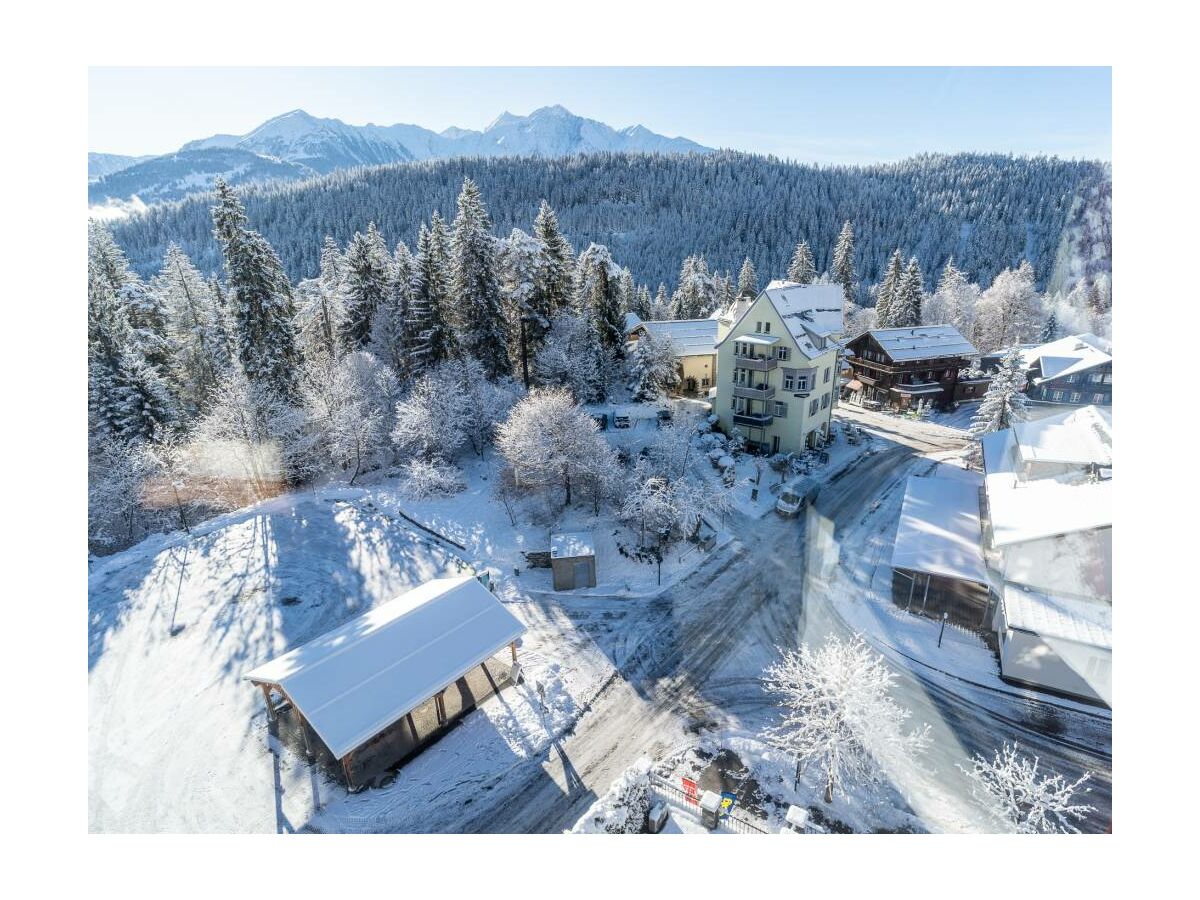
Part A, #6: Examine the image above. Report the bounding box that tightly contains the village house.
[888,406,1112,706]
[982,333,1112,406]
[713,281,843,454]
[843,325,984,411]
[626,316,719,395]
[243,575,526,787]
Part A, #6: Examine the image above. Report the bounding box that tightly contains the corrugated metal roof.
[891,474,987,584]
[638,318,718,356]
[243,576,526,759]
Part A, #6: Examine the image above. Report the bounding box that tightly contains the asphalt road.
[442,411,1112,834]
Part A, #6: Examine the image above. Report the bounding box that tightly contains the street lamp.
[937,611,948,648]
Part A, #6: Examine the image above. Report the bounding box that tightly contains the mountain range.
[88,106,711,206]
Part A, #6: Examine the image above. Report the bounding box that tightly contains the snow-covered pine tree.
[650,283,670,321]
[153,243,229,411]
[670,254,720,319]
[630,284,654,320]
[533,199,575,312]
[533,311,604,403]
[875,249,904,329]
[736,257,758,299]
[412,214,456,365]
[932,258,979,336]
[210,178,302,402]
[832,220,857,307]
[339,223,393,350]
[630,331,681,401]
[787,239,817,284]
[890,257,924,328]
[1040,310,1059,343]
[966,345,1030,467]
[588,255,625,359]
[498,228,552,387]
[369,240,418,378]
[450,179,510,379]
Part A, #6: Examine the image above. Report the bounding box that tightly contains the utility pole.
[938,611,948,648]
[519,315,531,390]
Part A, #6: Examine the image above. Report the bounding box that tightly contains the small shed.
[550,531,597,590]
[244,575,526,786]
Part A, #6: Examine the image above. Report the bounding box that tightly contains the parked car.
[775,490,803,517]
[614,413,631,429]
[862,399,883,411]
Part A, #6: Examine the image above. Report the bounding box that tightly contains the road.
[440,409,1112,833]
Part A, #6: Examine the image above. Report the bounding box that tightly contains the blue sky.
[89,67,1111,162]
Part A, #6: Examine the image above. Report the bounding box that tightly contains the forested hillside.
[109,151,1109,295]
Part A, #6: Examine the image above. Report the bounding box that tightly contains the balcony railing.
[733,383,776,401]
[733,412,774,428]
[734,354,778,372]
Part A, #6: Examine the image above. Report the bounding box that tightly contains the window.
[824,367,831,383]
[1092,393,1106,403]
[755,321,762,332]
[774,401,788,418]
[821,393,830,409]
[809,399,819,416]
[1070,392,1083,403]
[797,375,809,391]
[1103,373,1112,384]
[783,373,795,391]
[764,322,771,334]
[1088,372,1103,383]
[776,346,791,361]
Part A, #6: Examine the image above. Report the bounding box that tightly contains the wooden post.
[342,752,355,790]
[435,691,446,726]
[297,712,313,759]
[260,683,276,721]
[510,640,518,664]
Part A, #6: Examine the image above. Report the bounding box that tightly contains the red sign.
[681,777,698,804]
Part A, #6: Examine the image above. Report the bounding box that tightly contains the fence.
[648,773,769,835]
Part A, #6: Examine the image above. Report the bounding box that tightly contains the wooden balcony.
[733,383,776,401]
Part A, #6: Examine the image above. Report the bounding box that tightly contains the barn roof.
[860,325,977,361]
[891,474,987,584]
[243,576,525,760]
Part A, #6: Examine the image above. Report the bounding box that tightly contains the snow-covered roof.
[862,326,977,362]
[1012,405,1112,467]
[1021,333,1112,384]
[1002,582,1112,649]
[623,311,643,334]
[636,318,718,356]
[243,576,526,759]
[982,408,1113,547]
[763,282,845,342]
[891,474,987,584]
[551,531,595,559]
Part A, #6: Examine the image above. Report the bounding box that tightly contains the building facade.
[626,318,719,395]
[844,326,981,411]
[982,333,1112,406]
[713,283,842,455]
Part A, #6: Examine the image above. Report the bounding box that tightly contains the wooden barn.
[244,575,526,787]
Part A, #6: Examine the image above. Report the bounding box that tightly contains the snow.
[1002,583,1112,649]
[550,531,594,559]
[762,282,845,340]
[890,474,987,584]
[1020,333,1112,384]
[1010,405,1112,467]
[634,318,718,356]
[982,413,1112,547]
[243,576,525,760]
[859,325,977,361]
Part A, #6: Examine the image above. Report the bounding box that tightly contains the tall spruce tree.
[832,220,857,306]
[787,240,817,284]
[737,257,759,299]
[210,178,301,401]
[534,199,575,312]
[1040,310,1059,344]
[450,179,510,378]
[890,258,924,328]
[875,250,904,328]
[370,240,418,377]
[413,213,455,365]
[340,223,392,350]
[154,243,228,411]
[967,346,1030,467]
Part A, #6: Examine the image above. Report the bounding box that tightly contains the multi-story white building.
[713,281,844,455]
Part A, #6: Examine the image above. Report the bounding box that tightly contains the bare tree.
[762,636,930,803]
[959,743,1095,833]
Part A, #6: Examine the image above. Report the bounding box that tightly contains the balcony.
[734,354,778,372]
[733,412,774,428]
[733,383,776,401]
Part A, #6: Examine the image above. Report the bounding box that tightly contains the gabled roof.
[716,282,842,361]
[635,318,719,356]
[891,474,987,584]
[1021,333,1112,384]
[855,325,977,362]
[243,576,525,760]
[1012,405,1112,467]
[623,311,643,334]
